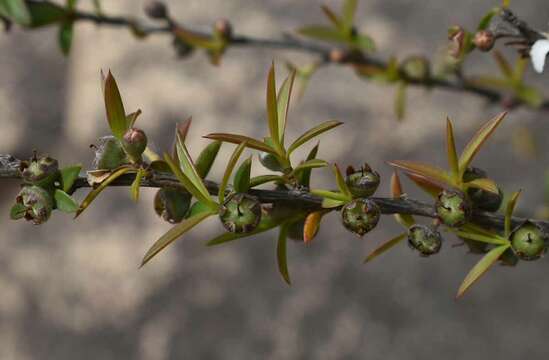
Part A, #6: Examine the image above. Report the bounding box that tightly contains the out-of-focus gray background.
[1,0,549,359]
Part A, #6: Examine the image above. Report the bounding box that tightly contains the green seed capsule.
[435,190,471,228]
[258,152,284,172]
[20,154,59,187]
[219,193,262,233]
[15,186,53,225]
[122,127,148,163]
[345,164,380,198]
[407,224,442,256]
[510,221,547,261]
[154,187,192,223]
[92,136,129,170]
[463,167,503,212]
[341,198,380,237]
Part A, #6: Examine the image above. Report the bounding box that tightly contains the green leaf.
[341,0,358,34]
[173,27,220,50]
[290,159,328,177]
[394,81,407,121]
[233,156,252,193]
[176,136,212,204]
[58,20,73,55]
[477,7,498,31]
[458,112,507,178]
[266,62,283,154]
[320,5,342,29]
[60,165,81,193]
[27,1,67,27]
[219,142,247,203]
[10,203,27,220]
[505,190,521,238]
[454,230,507,245]
[75,166,132,218]
[0,0,30,26]
[465,178,499,194]
[364,233,407,263]
[456,244,510,298]
[333,164,352,199]
[310,189,349,202]
[195,141,222,178]
[130,168,144,202]
[250,175,284,188]
[388,160,455,189]
[296,142,319,187]
[287,120,342,155]
[140,210,215,267]
[277,223,291,285]
[297,25,348,43]
[446,118,459,182]
[350,34,376,52]
[277,70,296,144]
[54,189,79,213]
[322,198,347,208]
[493,50,513,78]
[103,70,128,139]
[204,133,277,154]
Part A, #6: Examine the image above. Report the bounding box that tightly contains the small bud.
[259,152,284,172]
[510,221,548,261]
[407,224,442,256]
[345,164,380,198]
[20,153,59,187]
[435,190,471,228]
[448,26,466,58]
[154,187,192,223]
[214,18,232,40]
[473,30,495,52]
[144,0,168,19]
[463,167,503,212]
[401,56,430,81]
[341,198,380,237]
[92,136,129,170]
[329,48,348,63]
[14,186,53,225]
[122,127,148,163]
[219,193,262,233]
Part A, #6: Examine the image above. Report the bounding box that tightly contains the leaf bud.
[473,30,495,52]
[154,187,192,223]
[19,153,59,187]
[345,163,380,197]
[407,224,442,256]
[122,127,148,163]
[341,198,380,237]
[510,221,548,261]
[219,193,262,233]
[91,136,129,170]
[14,186,53,225]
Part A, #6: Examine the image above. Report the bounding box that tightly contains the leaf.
[277,70,296,144]
[176,136,212,203]
[446,118,459,181]
[277,224,291,285]
[310,189,349,202]
[75,166,132,218]
[291,159,328,177]
[505,190,521,238]
[125,109,142,129]
[173,27,219,50]
[465,178,499,194]
[27,1,67,28]
[513,56,528,82]
[405,172,444,197]
[303,211,322,243]
[296,142,319,187]
[266,62,283,154]
[458,112,507,178]
[0,0,30,26]
[103,71,128,139]
[515,85,543,108]
[297,25,348,43]
[477,7,498,31]
[130,168,144,202]
[333,164,352,199]
[341,0,358,34]
[287,120,342,155]
[454,230,507,245]
[350,34,376,52]
[60,165,82,192]
[322,198,347,209]
[250,175,284,188]
[219,142,247,203]
[388,160,454,189]
[456,244,510,298]
[364,233,407,263]
[233,156,252,193]
[394,81,407,121]
[320,5,342,28]
[54,189,79,213]
[195,141,222,178]
[493,50,513,78]
[140,210,214,267]
[204,133,276,154]
[58,20,73,55]
[10,203,27,220]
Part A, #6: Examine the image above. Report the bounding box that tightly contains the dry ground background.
[1,0,549,359]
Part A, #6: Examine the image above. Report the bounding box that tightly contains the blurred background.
[1,0,549,359]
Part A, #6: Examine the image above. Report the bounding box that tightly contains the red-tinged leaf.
[297,25,348,43]
[446,118,459,181]
[320,5,342,28]
[456,244,510,298]
[465,178,499,194]
[277,224,291,285]
[458,112,507,178]
[75,166,133,218]
[390,172,414,227]
[103,70,128,139]
[505,190,521,238]
[304,211,322,243]
[219,142,247,203]
[406,173,444,197]
[493,50,513,78]
[266,62,282,153]
[333,164,352,199]
[388,160,454,189]
[204,133,276,154]
[172,118,192,159]
[287,120,342,155]
[277,70,296,144]
[140,210,215,267]
[364,233,407,263]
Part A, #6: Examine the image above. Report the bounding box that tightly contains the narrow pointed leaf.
[297,142,320,187]
[54,189,79,213]
[233,156,252,193]
[297,25,348,43]
[140,210,214,267]
[477,7,498,31]
[465,178,499,194]
[250,175,284,188]
[125,109,142,129]
[174,27,219,50]
[311,189,349,201]
[493,50,513,78]
[303,211,322,243]
[277,70,296,144]
[195,141,222,178]
[173,118,193,160]
[505,190,521,238]
[458,112,507,178]
[60,165,82,193]
[130,168,144,202]
[320,5,342,28]
[58,21,73,55]
[446,118,459,181]
[333,164,352,199]
[266,62,283,153]
[26,1,67,28]
[405,172,444,197]
[455,230,507,245]
[391,171,415,228]
[0,0,30,26]
[341,0,358,33]
[277,224,291,285]
[103,71,128,139]
[388,160,454,188]
[457,244,510,298]
[75,166,132,218]
[219,142,247,203]
[364,233,407,263]
[204,133,276,154]
[288,120,342,155]
[322,198,347,209]
[10,203,27,220]
[291,159,328,177]
[176,136,212,202]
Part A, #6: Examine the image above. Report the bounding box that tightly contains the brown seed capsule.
[14,186,53,225]
[473,30,495,52]
[122,127,148,163]
[144,0,168,19]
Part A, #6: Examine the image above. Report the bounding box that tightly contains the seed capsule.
[15,186,53,225]
[20,153,59,187]
[345,164,380,197]
[219,193,262,233]
[122,127,148,163]
[473,30,495,52]
[92,136,129,170]
[463,167,503,212]
[435,190,471,228]
[407,224,442,256]
[259,152,284,172]
[341,198,380,237]
[287,219,305,241]
[154,187,192,223]
[510,221,547,261]
[144,0,168,19]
